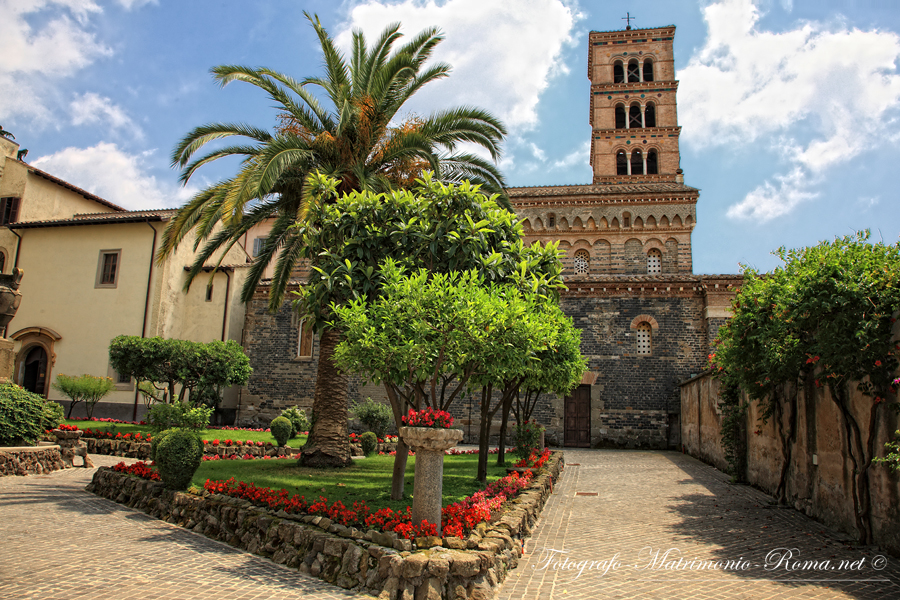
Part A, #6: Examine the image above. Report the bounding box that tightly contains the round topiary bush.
[155,428,204,490]
[360,431,377,456]
[280,406,309,438]
[270,416,292,447]
[0,383,47,446]
[150,428,175,462]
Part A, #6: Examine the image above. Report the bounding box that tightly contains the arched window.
[573,250,590,275]
[547,213,556,228]
[636,322,652,355]
[615,104,626,129]
[297,318,314,358]
[622,211,631,228]
[627,59,640,82]
[0,252,5,274]
[647,149,658,174]
[631,149,644,175]
[647,249,662,274]
[629,104,642,128]
[643,59,654,82]
[616,150,628,175]
[613,61,625,83]
[644,103,656,127]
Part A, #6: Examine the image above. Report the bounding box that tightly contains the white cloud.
[679,0,900,221]
[0,1,111,123]
[70,92,142,138]
[115,0,157,8]
[726,167,817,220]
[550,140,589,169]
[31,143,196,210]
[337,0,582,131]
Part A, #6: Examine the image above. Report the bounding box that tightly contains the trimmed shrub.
[280,406,309,438]
[150,428,175,462]
[270,416,292,447]
[0,383,46,446]
[360,431,378,456]
[351,397,393,439]
[42,401,65,431]
[514,420,544,459]
[155,428,204,490]
[148,401,212,432]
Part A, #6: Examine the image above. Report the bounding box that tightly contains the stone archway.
[11,327,61,398]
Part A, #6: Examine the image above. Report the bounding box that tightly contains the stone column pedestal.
[399,426,463,536]
[0,337,15,383]
[52,429,93,468]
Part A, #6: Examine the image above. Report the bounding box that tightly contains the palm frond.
[171,122,272,172]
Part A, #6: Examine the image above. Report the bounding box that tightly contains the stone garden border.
[87,451,564,600]
[0,446,64,476]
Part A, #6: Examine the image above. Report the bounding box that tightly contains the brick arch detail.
[644,238,665,252]
[630,315,659,331]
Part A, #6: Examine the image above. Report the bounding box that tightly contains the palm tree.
[161,13,508,467]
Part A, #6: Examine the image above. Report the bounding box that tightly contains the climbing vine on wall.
[711,231,900,544]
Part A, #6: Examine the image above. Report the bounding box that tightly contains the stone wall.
[82,437,299,461]
[681,372,900,557]
[0,446,64,476]
[87,452,564,599]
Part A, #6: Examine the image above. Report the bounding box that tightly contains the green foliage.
[162,15,508,313]
[270,416,292,447]
[150,428,174,462]
[42,401,65,431]
[155,428,204,490]
[109,336,251,406]
[351,398,393,438]
[360,431,378,456]
[280,407,310,438]
[513,420,544,459]
[52,374,115,419]
[0,384,46,446]
[874,430,900,471]
[148,401,212,432]
[294,173,565,334]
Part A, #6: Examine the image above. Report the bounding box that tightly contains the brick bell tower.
[509,24,698,278]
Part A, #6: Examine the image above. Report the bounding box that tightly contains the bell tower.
[587,26,683,184]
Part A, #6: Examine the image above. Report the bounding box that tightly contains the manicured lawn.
[192,453,509,512]
[62,419,307,447]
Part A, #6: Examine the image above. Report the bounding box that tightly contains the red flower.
[875,360,882,367]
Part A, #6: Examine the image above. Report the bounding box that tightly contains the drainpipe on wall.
[221,269,231,341]
[9,227,21,269]
[133,220,158,422]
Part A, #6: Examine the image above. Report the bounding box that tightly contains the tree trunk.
[384,384,409,500]
[476,384,492,484]
[496,386,515,466]
[299,327,351,468]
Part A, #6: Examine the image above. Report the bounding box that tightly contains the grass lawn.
[62,419,307,447]
[192,453,510,512]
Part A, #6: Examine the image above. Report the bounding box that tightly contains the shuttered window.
[0,197,20,225]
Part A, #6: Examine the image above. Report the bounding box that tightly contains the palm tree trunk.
[300,327,351,468]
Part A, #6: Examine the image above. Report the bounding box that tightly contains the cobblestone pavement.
[498,449,900,600]
[0,455,370,600]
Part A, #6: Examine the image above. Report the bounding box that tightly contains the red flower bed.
[401,407,454,428]
[113,461,160,481]
[56,424,80,431]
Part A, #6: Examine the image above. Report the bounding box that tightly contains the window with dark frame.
[0,197,20,225]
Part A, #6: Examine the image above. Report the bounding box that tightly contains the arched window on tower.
[616,150,628,175]
[644,103,656,127]
[573,250,590,275]
[547,213,556,228]
[627,59,640,82]
[631,149,644,175]
[629,104,642,128]
[615,104,626,129]
[613,61,625,83]
[647,248,662,274]
[647,149,658,174]
[643,59,654,82]
[636,322,652,355]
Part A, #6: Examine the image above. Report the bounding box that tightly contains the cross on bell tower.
[622,12,635,30]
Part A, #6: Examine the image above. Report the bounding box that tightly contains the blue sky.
[3,0,899,274]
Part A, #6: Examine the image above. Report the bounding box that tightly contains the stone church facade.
[237,25,741,449]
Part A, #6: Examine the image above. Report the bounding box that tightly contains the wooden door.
[564,384,591,447]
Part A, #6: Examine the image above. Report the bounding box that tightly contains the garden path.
[0,454,370,600]
[498,449,900,600]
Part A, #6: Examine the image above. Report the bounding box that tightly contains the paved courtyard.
[499,449,900,600]
[0,450,897,600]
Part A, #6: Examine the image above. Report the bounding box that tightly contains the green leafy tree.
[159,13,507,312]
[52,374,116,419]
[298,173,563,477]
[713,231,900,544]
[108,336,251,407]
